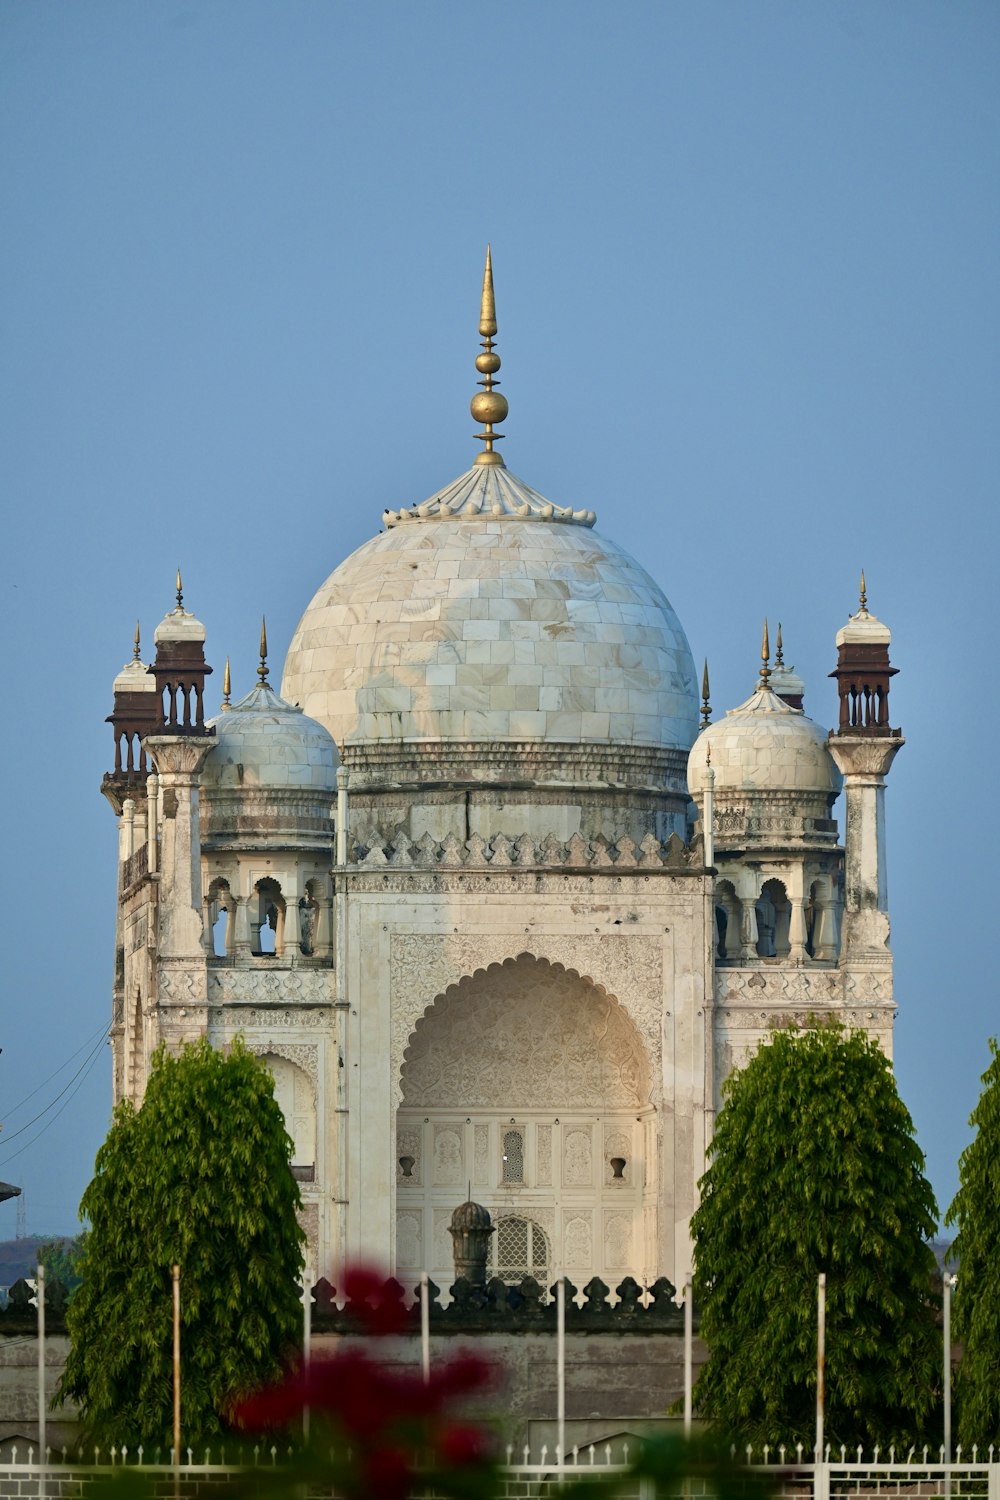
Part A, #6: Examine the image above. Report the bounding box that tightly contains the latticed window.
[502,1128,524,1184]
[492,1216,548,1284]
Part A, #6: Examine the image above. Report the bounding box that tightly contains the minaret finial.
[775,622,784,668]
[133,621,141,662]
[759,618,771,688]
[222,657,232,710]
[470,245,508,469]
[859,569,867,613]
[700,659,712,728]
[258,617,269,682]
[176,569,184,609]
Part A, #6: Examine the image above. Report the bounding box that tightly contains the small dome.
[203,681,338,792]
[835,605,891,648]
[112,658,157,696]
[769,662,805,704]
[688,685,841,799]
[154,604,207,646]
[449,1200,493,1232]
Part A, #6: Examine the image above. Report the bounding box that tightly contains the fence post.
[816,1273,826,1463]
[683,1280,693,1436]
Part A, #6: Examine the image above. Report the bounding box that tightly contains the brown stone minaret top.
[149,571,215,735]
[829,572,899,736]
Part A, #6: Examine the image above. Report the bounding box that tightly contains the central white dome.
[281,466,697,755]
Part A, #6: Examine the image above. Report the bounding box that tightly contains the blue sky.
[0,1,996,1236]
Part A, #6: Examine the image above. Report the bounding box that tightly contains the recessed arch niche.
[395,954,651,1286]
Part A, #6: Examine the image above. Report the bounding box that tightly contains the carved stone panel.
[433,1127,463,1187]
[564,1214,593,1269]
[473,1124,490,1188]
[396,1213,421,1271]
[298,1203,320,1277]
[564,1128,593,1187]
[536,1125,553,1187]
[605,1212,633,1268]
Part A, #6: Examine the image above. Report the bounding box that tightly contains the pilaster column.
[233,895,252,963]
[828,735,903,956]
[146,774,159,873]
[788,898,808,963]
[145,736,215,961]
[739,899,759,962]
[283,896,301,956]
[121,799,135,862]
[813,899,838,962]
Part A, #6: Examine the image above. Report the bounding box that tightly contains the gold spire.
[133,621,141,662]
[759,618,772,688]
[775,622,784,668]
[222,657,232,711]
[859,569,868,613]
[700,659,712,728]
[257,617,269,682]
[176,569,183,610]
[470,245,508,468]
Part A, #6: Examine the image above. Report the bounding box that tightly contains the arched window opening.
[253,878,285,958]
[208,877,234,958]
[491,1216,548,1286]
[756,878,789,959]
[502,1128,525,1184]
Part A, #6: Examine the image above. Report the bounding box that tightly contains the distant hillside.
[0,1236,74,1284]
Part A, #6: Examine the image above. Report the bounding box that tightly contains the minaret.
[145,577,216,962]
[102,622,161,812]
[827,575,904,957]
[470,245,508,467]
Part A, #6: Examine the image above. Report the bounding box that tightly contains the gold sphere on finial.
[471,245,507,468]
[176,569,184,610]
[859,569,868,613]
[700,659,712,728]
[775,622,784,668]
[133,621,141,662]
[258,617,269,682]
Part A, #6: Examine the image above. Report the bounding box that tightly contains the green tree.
[945,1038,1000,1446]
[691,1024,939,1450]
[36,1234,86,1297]
[57,1039,304,1449]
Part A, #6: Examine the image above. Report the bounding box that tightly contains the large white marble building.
[101,253,903,1289]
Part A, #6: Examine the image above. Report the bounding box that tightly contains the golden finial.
[175,568,183,610]
[222,657,232,711]
[859,569,868,613]
[775,622,784,668]
[470,245,508,468]
[133,621,141,662]
[759,618,771,688]
[257,616,269,682]
[700,659,712,728]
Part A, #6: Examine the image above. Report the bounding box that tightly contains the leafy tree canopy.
[36,1235,85,1297]
[57,1039,304,1449]
[692,1024,939,1451]
[946,1037,1000,1447]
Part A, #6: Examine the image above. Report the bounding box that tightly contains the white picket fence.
[2,1444,1000,1499]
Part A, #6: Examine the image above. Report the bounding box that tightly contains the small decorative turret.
[470,246,508,468]
[829,572,898,736]
[448,1198,495,1287]
[770,624,806,710]
[150,571,214,735]
[103,622,160,802]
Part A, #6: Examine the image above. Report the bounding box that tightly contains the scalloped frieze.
[246,1040,319,1090]
[389,934,663,1108]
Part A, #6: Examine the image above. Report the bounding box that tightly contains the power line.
[2,1019,112,1122]
[0,1031,110,1165]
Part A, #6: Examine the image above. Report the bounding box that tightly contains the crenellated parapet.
[352,828,706,872]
